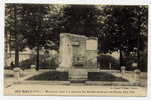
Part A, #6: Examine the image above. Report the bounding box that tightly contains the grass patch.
[88,72,128,82]
[27,71,68,81]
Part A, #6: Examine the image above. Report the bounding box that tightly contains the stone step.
[69,76,87,80]
[70,80,85,83]
[69,68,88,81]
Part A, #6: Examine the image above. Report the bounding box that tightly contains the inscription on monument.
[86,39,97,50]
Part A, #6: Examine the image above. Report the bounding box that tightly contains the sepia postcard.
[4,4,148,96]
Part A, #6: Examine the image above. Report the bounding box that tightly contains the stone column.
[30,64,36,72]
[109,63,112,70]
[121,66,126,75]
[57,33,73,71]
[13,67,21,83]
[134,69,141,82]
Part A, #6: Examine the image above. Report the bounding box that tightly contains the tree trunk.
[137,31,140,69]
[120,49,124,68]
[15,35,19,67]
[14,5,19,68]
[137,14,141,69]
[9,32,12,57]
[36,37,40,71]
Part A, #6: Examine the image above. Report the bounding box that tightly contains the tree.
[5,4,25,67]
[43,5,65,50]
[60,5,103,37]
[100,6,148,68]
[21,4,50,70]
[5,4,65,70]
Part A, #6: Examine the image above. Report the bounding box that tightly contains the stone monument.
[57,33,99,81]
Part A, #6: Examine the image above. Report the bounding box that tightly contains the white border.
[3,0,149,5]
[0,1,5,98]
[0,0,151,100]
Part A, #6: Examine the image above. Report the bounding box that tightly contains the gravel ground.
[4,69,147,96]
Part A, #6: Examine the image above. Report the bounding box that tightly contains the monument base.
[57,65,100,82]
